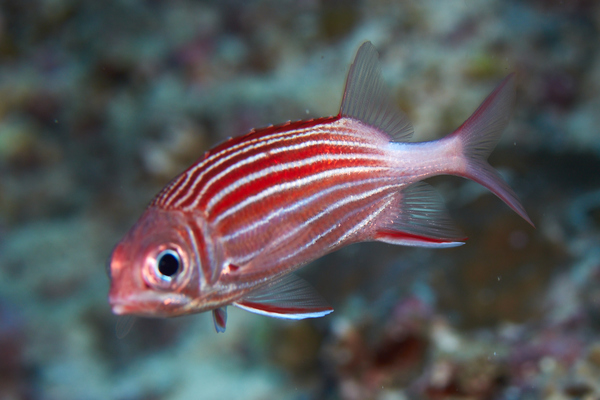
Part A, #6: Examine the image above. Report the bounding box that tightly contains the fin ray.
[233,273,333,319]
[115,316,136,339]
[340,41,413,142]
[450,73,533,226]
[375,182,467,248]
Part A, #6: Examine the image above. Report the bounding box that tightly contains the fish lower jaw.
[109,291,192,317]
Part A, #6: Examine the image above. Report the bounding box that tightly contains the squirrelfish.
[108,42,532,332]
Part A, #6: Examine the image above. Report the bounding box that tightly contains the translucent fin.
[233,273,333,319]
[375,182,467,248]
[115,315,136,339]
[212,307,227,333]
[450,73,533,226]
[340,41,414,142]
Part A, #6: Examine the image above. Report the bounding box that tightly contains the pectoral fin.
[233,273,333,319]
[212,307,228,333]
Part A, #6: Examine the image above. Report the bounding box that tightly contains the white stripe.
[333,196,393,245]
[169,127,322,206]
[194,138,381,206]
[211,165,388,223]
[221,177,394,242]
[377,238,465,248]
[173,120,365,207]
[233,302,333,319]
[268,138,378,155]
[205,153,389,213]
[231,184,396,264]
[275,194,393,264]
[169,118,364,206]
[153,173,187,205]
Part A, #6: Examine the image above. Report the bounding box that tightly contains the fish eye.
[156,249,181,281]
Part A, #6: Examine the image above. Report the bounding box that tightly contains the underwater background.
[1,0,599,399]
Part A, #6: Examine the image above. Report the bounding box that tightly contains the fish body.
[108,42,532,332]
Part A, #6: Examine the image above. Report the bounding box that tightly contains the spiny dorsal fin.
[340,41,414,142]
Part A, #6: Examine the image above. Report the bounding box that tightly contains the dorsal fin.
[340,41,414,142]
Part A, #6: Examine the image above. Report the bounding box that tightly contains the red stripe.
[176,129,371,210]
[217,177,389,240]
[207,156,385,220]
[151,173,187,207]
[162,116,342,207]
[185,215,219,284]
[375,229,468,244]
[225,193,395,273]
[208,116,340,156]
[199,138,378,204]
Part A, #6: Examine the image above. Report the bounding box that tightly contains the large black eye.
[156,250,181,279]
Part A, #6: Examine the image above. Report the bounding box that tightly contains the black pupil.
[158,253,180,277]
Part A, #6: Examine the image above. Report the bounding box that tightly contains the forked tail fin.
[449,73,533,226]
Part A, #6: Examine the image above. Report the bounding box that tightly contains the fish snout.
[109,300,130,315]
[108,283,133,315]
[107,244,144,315]
[108,289,150,316]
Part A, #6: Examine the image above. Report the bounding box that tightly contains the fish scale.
[108,41,532,332]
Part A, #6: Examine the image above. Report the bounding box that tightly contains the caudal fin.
[450,74,533,226]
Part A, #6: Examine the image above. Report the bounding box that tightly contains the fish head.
[108,207,204,317]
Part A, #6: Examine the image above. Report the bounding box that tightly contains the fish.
[108,41,532,333]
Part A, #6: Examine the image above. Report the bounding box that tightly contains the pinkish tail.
[450,74,533,226]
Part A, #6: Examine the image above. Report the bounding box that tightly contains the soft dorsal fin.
[340,41,414,142]
[233,273,333,319]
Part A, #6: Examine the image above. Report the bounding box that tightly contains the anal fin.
[375,182,467,248]
[233,273,333,319]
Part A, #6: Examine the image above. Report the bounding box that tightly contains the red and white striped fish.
[108,42,532,332]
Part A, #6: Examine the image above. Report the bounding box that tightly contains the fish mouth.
[109,296,144,316]
[110,302,137,316]
[109,292,190,317]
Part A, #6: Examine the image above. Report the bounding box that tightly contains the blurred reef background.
[1,0,600,399]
